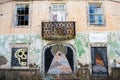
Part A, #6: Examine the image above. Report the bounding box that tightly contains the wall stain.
[74,33,89,56]
[0,56,8,67]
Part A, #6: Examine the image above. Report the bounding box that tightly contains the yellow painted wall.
[0,0,120,34]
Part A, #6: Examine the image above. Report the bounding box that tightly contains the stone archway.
[43,44,75,77]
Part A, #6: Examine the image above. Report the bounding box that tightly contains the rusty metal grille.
[42,21,75,40]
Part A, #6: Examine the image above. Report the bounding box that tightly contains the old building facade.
[0,0,120,79]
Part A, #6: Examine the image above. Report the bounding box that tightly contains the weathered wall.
[0,2,12,34]
[0,32,120,69]
[0,0,120,76]
[108,32,120,67]
[74,32,120,68]
[0,0,120,34]
[0,34,42,68]
[105,1,120,31]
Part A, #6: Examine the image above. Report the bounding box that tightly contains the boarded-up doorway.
[91,47,108,77]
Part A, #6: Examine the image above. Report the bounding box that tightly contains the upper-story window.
[15,4,29,26]
[88,3,104,25]
[51,4,66,21]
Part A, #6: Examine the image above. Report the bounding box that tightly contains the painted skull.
[15,48,27,66]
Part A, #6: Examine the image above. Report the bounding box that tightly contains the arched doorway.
[43,44,75,76]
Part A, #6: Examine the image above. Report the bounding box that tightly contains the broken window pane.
[89,3,104,25]
[15,4,29,26]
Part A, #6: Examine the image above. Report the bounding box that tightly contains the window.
[51,4,66,21]
[15,4,29,26]
[11,44,29,67]
[88,3,104,25]
[11,47,28,67]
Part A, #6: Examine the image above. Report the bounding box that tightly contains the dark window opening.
[15,4,29,26]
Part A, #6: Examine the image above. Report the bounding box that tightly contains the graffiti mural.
[91,47,108,77]
[0,56,8,67]
[0,32,120,69]
[74,33,89,56]
[0,34,42,68]
[11,48,28,66]
[108,32,120,67]
[44,44,74,74]
[47,51,72,74]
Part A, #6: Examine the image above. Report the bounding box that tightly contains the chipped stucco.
[0,34,42,68]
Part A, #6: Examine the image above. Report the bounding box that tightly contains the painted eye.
[19,52,22,55]
[25,52,27,55]
[58,53,61,56]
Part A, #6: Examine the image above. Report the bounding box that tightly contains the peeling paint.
[108,32,120,67]
[74,33,89,56]
[0,34,42,68]
[0,32,120,68]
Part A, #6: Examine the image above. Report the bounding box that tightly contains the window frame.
[10,43,29,68]
[88,3,105,26]
[50,3,66,22]
[13,2,31,28]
